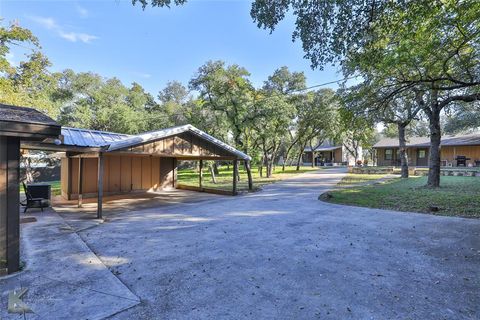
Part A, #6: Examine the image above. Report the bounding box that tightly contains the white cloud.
[59,31,98,43]
[29,16,98,44]
[76,5,89,18]
[134,72,152,79]
[30,16,58,30]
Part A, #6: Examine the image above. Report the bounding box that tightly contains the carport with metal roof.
[24,124,253,219]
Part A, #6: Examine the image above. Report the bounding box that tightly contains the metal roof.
[62,127,133,148]
[60,125,251,160]
[304,145,341,152]
[374,133,480,148]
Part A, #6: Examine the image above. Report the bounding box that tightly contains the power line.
[252,75,360,104]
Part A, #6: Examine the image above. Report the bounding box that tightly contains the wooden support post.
[232,159,238,195]
[199,160,203,189]
[245,160,253,191]
[67,157,73,200]
[0,137,6,272]
[77,157,83,208]
[0,137,20,274]
[97,153,104,219]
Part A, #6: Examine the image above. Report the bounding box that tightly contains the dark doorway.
[416,149,428,166]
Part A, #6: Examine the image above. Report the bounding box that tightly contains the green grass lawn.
[337,173,388,186]
[21,181,62,196]
[178,165,319,192]
[321,175,480,218]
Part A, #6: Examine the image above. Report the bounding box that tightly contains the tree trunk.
[213,162,219,175]
[209,165,217,184]
[398,122,409,178]
[259,156,263,177]
[427,105,442,188]
[282,153,289,171]
[267,159,273,177]
[310,143,316,168]
[296,151,302,171]
[245,161,253,191]
[282,138,299,171]
[265,153,272,178]
[23,157,34,183]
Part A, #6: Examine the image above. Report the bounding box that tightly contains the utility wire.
[252,75,360,104]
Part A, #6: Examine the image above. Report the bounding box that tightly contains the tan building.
[373,133,480,167]
[302,142,362,166]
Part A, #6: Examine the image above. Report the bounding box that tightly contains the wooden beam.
[245,160,253,191]
[67,157,72,200]
[0,137,21,274]
[199,160,203,189]
[6,137,20,273]
[232,159,238,195]
[97,153,104,219]
[172,158,177,188]
[77,157,83,208]
[0,137,7,272]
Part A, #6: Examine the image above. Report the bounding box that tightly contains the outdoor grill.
[455,156,470,167]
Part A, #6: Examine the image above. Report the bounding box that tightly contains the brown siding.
[160,157,175,189]
[102,156,109,192]
[109,156,121,192]
[131,157,142,190]
[60,157,69,198]
[372,146,480,166]
[151,157,160,191]
[71,158,79,194]
[334,149,342,163]
[120,156,132,192]
[141,157,152,190]
[376,148,398,166]
[118,132,233,159]
[65,154,178,199]
[83,158,98,193]
[441,146,480,165]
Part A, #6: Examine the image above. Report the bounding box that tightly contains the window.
[385,149,393,160]
[418,150,426,158]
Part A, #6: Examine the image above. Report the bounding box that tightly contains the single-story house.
[302,142,362,166]
[373,133,480,167]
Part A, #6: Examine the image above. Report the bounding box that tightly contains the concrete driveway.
[75,168,479,320]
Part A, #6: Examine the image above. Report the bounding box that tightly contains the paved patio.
[1,168,479,319]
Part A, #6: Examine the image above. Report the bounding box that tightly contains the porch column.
[245,160,253,191]
[232,159,238,195]
[97,153,104,219]
[77,156,84,208]
[199,160,203,189]
[0,136,20,274]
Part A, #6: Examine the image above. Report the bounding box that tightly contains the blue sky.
[1,0,342,96]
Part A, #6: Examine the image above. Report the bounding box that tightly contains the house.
[302,141,362,166]
[373,133,480,167]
